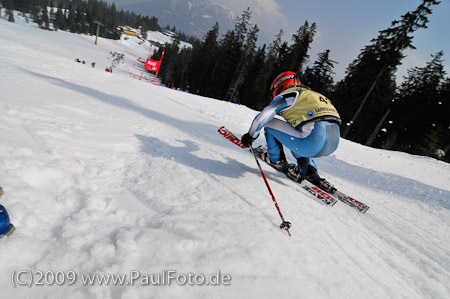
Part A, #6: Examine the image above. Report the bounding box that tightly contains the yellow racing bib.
[280,87,341,127]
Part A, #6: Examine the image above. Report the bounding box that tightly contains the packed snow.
[1,13,450,299]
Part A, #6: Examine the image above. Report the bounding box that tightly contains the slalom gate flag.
[144,59,161,72]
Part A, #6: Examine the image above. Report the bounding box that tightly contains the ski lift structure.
[94,20,104,45]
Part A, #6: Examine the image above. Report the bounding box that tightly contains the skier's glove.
[241,133,256,147]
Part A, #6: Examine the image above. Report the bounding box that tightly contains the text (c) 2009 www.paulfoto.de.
[11,269,232,287]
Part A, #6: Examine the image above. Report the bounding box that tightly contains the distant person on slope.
[240,71,341,192]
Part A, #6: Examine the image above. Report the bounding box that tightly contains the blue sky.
[215,0,450,82]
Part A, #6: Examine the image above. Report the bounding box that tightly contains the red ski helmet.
[270,71,301,99]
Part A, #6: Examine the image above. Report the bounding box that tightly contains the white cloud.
[213,0,287,36]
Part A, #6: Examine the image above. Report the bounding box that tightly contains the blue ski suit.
[248,86,341,174]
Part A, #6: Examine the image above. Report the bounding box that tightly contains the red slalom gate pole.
[139,45,153,80]
[249,145,292,236]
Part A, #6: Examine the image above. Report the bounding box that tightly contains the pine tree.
[54,6,65,31]
[156,36,180,86]
[209,30,240,99]
[171,47,192,89]
[187,23,220,95]
[268,29,283,58]
[266,29,288,81]
[334,0,441,144]
[203,8,253,101]
[4,0,15,22]
[223,8,255,102]
[238,45,270,109]
[439,78,450,160]
[303,49,337,95]
[68,7,76,32]
[285,20,316,74]
[224,23,259,102]
[41,5,50,30]
[384,52,447,155]
[418,128,445,159]
[234,7,251,45]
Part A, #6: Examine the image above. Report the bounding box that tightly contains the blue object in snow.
[0,204,12,237]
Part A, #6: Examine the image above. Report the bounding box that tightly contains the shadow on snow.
[320,155,450,210]
[135,134,255,178]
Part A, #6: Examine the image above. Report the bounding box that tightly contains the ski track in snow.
[1,13,450,299]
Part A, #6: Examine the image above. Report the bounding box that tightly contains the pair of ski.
[218,126,369,214]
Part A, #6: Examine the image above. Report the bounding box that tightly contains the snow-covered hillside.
[1,14,450,299]
[146,29,192,49]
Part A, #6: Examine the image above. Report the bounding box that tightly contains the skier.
[241,71,341,192]
[0,187,15,238]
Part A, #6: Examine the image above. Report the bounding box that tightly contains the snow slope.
[1,14,450,299]
[146,30,192,49]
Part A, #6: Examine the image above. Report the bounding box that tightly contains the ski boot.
[254,145,289,173]
[260,150,289,173]
[252,145,266,159]
[303,165,336,194]
[285,164,303,182]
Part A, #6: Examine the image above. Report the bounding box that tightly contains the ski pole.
[250,145,292,236]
